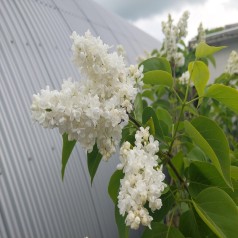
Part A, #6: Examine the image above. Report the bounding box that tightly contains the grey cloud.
[94,0,207,20]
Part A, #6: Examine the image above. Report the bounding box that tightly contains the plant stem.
[168,61,196,154]
[128,114,141,128]
[166,209,175,238]
[163,63,198,191]
[178,199,192,203]
[172,88,183,104]
[159,151,188,192]
[168,103,185,152]
[186,96,203,105]
[168,160,184,183]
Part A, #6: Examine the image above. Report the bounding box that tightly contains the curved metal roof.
[0,0,160,237]
[206,25,238,45]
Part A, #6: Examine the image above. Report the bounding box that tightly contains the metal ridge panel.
[1,0,160,237]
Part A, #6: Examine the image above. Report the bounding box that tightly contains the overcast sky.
[93,0,238,42]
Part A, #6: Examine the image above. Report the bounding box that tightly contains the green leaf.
[142,107,168,142]
[156,85,167,98]
[188,161,238,204]
[143,70,173,87]
[231,166,238,181]
[193,187,238,238]
[61,133,76,180]
[188,61,209,105]
[108,170,124,204]
[140,57,172,74]
[204,84,238,114]
[186,145,207,162]
[134,93,143,123]
[142,90,154,101]
[156,107,173,129]
[184,116,231,188]
[179,209,202,238]
[214,72,230,84]
[168,152,184,180]
[87,144,102,185]
[196,42,226,58]
[120,124,137,146]
[152,189,175,222]
[142,222,185,238]
[145,117,156,136]
[115,205,129,238]
[184,104,199,117]
[207,54,216,67]
[152,99,170,110]
[179,209,216,238]
[143,99,148,109]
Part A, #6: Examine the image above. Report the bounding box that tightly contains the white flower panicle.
[117,127,166,230]
[177,11,190,38]
[161,14,177,62]
[225,51,238,75]
[197,23,206,43]
[31,30,144,160]
[178,71,190,85]
[174,52,185,67]
[161,11,189,66]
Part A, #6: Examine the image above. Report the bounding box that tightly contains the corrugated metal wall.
[0,0,160,237]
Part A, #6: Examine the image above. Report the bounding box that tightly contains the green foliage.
[179,208,216,238]
[61,133,76,179]
[188,61,209,104]
[121,123,137,146]
[152,189,176,222]
[87,144,102,184]
[231,166,238,181]
[109,170,128,238]
[167,152,184,180]
[143,70,173,87]
[184,117,232,187]
[156,107,173,129]
[140,57,172,74]
[188,161,238,203]
[142,90,155,100]
[195,42,226,58]
[192,187,238,238]
[142,222,185,238]
[53,20,238,238]
[115,205,129,238]
[142,107,169,143]
[145,116,156,136]
[108,170,124,204]
[205,84,238,114]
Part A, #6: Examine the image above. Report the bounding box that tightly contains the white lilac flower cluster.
[31,30,144,160]
[178,71,190,85]
[197,23,206,43]
[117,127,166,230]
[161,11,189,67]
[225,50,238,75]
